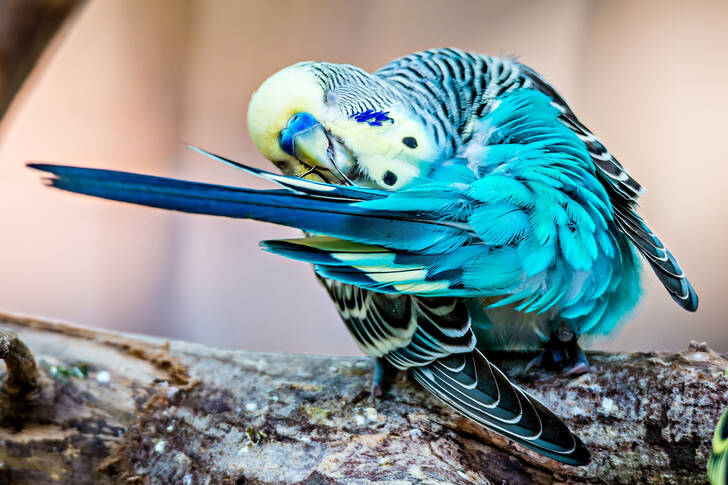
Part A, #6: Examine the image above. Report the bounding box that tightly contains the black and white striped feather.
[412,350,590,465]
[321,278,590,465]
[517,64,697,311]
[376,48,697,312]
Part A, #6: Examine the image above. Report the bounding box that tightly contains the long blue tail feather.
[28,163,464,252]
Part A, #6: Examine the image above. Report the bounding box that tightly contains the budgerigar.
[30,48,699,466]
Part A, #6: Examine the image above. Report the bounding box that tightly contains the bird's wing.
[29,151,590,465]
[518,65,643,204]
[30,126,624,317]
[28,159,469,253]
[29,147,546,301]
[411,349,590,465]
[321,279,589,465]
[261,236,525,298]
[510,70,698,311]
[321,282,473,365]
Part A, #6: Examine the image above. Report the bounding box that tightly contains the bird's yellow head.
[247,62,437,190]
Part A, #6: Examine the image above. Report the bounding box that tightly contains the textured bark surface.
[0,312,725,484]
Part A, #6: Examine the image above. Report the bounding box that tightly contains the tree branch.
[0,329,44,398]
[0,0,83,122]
[0,312,724,484]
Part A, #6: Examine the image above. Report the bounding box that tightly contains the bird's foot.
[559,336,590,376]
[561,359,590,376]
[549,323,590,375]
[370,357,397,399]
[528,323,590,376]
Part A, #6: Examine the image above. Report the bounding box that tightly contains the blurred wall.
[1,0,726,354]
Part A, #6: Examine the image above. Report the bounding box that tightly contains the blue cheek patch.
[350,109,393,126]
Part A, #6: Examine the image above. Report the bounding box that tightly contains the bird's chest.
[470,298,556,352]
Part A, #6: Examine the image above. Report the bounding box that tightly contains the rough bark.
[0,312,725,484]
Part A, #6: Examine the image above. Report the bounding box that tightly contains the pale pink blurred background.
[1,1,725,354]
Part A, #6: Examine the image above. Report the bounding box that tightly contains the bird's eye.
[324,90,337,105]
[382,170,398,186]
[402,137,418,149]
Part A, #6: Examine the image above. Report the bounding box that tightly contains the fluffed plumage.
[29,48,700,466]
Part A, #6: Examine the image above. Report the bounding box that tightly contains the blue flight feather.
[28,163,464,253]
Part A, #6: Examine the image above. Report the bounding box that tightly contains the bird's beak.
[279,112,334,171]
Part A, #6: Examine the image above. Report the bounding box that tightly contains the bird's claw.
[561,360,590,376]
[370,382,383,398]
[526,323,591,376]
[561,342,590,375]
[370,357,396,399]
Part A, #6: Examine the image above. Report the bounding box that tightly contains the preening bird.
[29,48,699,466]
